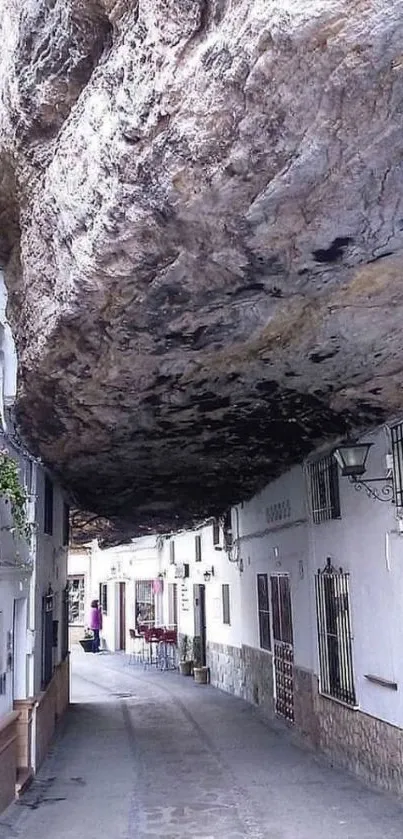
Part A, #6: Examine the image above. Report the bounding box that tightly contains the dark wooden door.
[119,583,126,651]
[270,574,294,722]
[193,584,206,666]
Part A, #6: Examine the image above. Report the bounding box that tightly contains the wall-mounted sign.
[181,580,190,611]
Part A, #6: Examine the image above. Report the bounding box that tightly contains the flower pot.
[179,660,193,676]
[193,666,209,685]
[79,638,94,653]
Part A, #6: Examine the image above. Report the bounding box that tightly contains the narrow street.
[1,651,403,839]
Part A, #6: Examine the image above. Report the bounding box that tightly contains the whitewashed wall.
[161,522,242,650]
[31,468,68,696]
[236,466,312,668]
[307,425,403,727]
[0,572,30,718]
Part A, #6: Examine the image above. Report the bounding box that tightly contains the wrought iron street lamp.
[333,442,393,502]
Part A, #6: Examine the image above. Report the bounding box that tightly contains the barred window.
[391,422,403,508]
[315,562,356,706]
[308,455,340,524]
[136,580,155,627]
[195,534,202,562]
[68,576,85,624]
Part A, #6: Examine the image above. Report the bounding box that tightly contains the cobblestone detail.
[207,641,274,719]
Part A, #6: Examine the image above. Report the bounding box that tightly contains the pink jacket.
[89,606,102,631]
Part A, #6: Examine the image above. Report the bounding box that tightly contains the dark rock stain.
[313,237,353,263]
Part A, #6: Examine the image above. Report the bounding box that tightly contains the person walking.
[89,599,102,653]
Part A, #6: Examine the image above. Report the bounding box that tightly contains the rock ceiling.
[1,0,403,539]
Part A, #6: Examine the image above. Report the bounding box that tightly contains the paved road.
[1,650,403,839]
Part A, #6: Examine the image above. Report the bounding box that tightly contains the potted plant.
[179,634,193,676]
[192,635,208,684]
[79,628,94,653]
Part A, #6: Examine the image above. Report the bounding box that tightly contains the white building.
[70,418,403,796]
[0,271,69,813]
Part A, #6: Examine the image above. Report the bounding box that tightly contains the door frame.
[193,584,206,666]
[118,582,126,651]
[13,597,27,700]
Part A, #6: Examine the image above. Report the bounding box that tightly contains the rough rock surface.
[1,0,403,535]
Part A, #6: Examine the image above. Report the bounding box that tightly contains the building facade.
[69,419,403,795]
[0,271,69,813]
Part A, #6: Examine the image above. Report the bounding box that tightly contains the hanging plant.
[0,448,31,541]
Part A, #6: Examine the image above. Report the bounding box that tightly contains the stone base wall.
[315,690,403,794]
[207,641,274,720]
[206,643,403,795]
[13,699,34,771]
[0,711,19,815]
[35,656,70,770]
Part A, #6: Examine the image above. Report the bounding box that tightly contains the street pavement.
[1,648,403,839]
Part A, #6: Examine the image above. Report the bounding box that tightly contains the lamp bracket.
[349,476,393,502]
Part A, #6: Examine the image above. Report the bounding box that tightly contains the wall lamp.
[203,567,215,581]
[333,443,393,502]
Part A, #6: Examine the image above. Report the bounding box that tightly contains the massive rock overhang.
[0,1,402,543]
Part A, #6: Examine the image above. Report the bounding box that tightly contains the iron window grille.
[44,475,54,535]
[391,422,403,508]
[222,584,231,625]
[195,534,202,562]
[68,577,85,624]
[257,574,271,651]
[135,580,155,626]
[315,561,356,706]
[308,455,341,524]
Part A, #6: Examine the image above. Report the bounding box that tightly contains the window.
[308,455,340,524]
[68,577,85,624]
[391,422,403,508]
[222,584,230,625]
[44,475,53,535]
[99,583,108,615]
[63,503,70,546]
[257,574,271,650]
[212,519,220,546]
[315,564,356,706]
[169,541,175,564]
[135,580,155,627]
[195,534,202,562]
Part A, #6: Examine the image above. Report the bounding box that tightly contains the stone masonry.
[207,642,403,795]
[207,641,274,721]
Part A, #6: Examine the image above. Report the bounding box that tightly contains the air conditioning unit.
[174,563,189,579]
